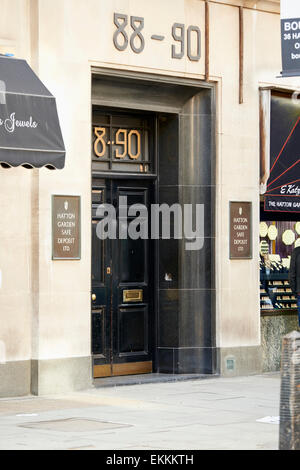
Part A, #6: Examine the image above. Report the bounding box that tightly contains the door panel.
[92,178,154,377]
[92,181,111,369]
[118,306,148,354]
[91,308,105,356]
[119,237,146,283]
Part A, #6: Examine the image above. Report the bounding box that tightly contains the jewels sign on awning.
[0,55,65,169]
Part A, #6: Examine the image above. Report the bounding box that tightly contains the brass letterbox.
[123,289,143,303]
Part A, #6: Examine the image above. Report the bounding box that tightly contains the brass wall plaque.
[123,289,143,303]
[229,202,252,259]
[52,195,81,260]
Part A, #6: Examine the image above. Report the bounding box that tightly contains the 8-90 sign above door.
[92,110,155,173]
[94,127,141,160]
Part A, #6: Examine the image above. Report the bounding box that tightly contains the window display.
[260,219,299,312]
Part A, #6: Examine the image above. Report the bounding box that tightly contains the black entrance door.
[92,178,154,377]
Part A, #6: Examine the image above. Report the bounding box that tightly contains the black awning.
[0,55,65,169]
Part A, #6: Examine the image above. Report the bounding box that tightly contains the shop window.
[259,89,300,314]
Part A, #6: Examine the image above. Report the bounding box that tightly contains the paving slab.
[0,373,281,450]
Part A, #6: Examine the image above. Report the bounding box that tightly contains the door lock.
[107,267,111,275]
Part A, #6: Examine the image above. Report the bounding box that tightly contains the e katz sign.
[281,0,300,76]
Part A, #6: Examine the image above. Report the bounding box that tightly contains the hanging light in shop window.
[268,225,278,240]
[295,222,300,235]
[259,222,268,238]
[294,238,300,248]
[282,230,296,246]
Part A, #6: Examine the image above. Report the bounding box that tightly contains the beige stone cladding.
[0,0,299,395]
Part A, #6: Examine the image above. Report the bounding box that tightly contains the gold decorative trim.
[93,364,112,378]
[94,361,153,378]
[112,361,152,376]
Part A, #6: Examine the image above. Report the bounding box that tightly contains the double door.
[92,178,154,377]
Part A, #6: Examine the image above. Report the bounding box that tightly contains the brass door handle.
[92,294,96,301]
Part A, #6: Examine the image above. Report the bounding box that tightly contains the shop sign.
[229,202,252,259]
[264,94,300,213]
[281,0,300,77]
[52,196,81,260]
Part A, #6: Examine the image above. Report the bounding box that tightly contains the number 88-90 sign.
[93,127,141,160]
[113,12,201,62]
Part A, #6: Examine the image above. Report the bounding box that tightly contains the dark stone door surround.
[91,69,216,375]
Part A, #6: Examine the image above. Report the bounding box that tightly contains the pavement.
[0,372,281,450]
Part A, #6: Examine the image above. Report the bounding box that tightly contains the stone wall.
[261,313,299,372]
